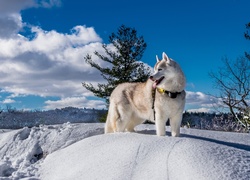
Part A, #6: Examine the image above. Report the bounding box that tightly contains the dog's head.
[150,52,185,91]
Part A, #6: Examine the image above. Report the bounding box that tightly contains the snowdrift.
[0,123,250,180]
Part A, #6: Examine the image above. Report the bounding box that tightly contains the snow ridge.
[0,123,249,180]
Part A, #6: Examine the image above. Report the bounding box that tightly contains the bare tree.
[244,22,250,60]
[244,22,250,40]
[210,57,250,131]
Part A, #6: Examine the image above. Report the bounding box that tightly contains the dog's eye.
[158,68,162,71]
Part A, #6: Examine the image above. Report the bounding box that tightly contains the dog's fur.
[105,52,186,136]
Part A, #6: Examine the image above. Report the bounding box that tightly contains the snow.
[0,123,249,180]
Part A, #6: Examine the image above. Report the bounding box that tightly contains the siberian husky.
[105,52,186,136]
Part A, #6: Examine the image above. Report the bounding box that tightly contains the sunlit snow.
[0,123,249,180]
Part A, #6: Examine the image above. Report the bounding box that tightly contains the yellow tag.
[157,88,165,94]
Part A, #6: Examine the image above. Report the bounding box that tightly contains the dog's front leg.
[169,114,182,137]
[155,113,167,136]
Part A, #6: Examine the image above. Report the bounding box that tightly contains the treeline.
[0,107,106,129]
[182,112,248,133]
[0,107,248,133]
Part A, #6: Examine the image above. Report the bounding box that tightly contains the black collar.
[156,88,181,98]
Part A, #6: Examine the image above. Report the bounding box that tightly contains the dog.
[105,52,186,136]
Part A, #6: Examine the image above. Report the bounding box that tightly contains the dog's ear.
[156,55,160,62]
[162,52,171,64]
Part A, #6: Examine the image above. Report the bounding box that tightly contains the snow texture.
[0,123,249,180]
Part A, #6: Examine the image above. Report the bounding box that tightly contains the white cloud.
[1,98,16,104]
[44,97,106,110]
[0,13,23,38]
[186,91,218,106]
[185,91,220,112]
[0,0,61,14]
[186,108,214,113]
[0,0,62,38]
[37,0,62,8]
[0,0,35,15]
[0,23,106,97]
[0,0,113,109]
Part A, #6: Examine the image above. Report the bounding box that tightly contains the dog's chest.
[155,94,182,112]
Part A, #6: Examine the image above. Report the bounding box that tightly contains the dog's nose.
[149,76,154,80]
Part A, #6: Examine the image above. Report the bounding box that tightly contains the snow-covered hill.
[0,123,249,180]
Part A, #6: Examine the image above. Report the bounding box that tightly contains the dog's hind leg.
[105,103,119,133]
[114,105,133,132]
[105,112,114,133]
[126,119,136,132]
[126,115,145,132]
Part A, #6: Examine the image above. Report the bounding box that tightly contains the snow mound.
[0,123,103,179]
[41,128,250,180]
[0,123,250,180]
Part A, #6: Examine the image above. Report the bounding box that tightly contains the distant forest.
[0,107,248,133]
[0,107,106,129]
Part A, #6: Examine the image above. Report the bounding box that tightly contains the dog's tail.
[105,103,119,133]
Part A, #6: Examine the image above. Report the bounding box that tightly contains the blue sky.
[0,0,249,112]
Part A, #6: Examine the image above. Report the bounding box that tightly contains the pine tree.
[82,25,151,105]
